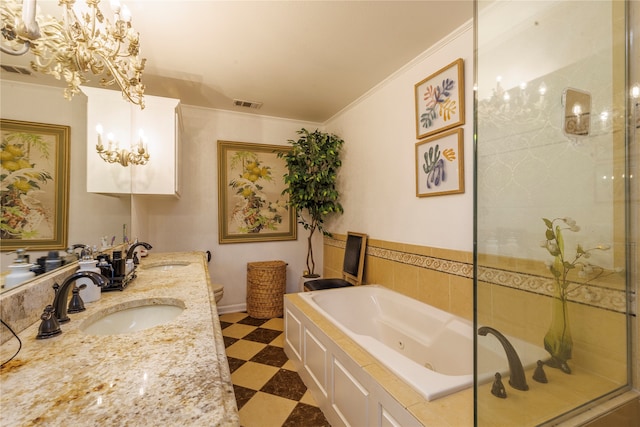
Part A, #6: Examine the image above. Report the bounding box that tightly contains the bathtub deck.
[284,292,474,427]
[287,288,632,426]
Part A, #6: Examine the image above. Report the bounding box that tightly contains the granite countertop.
[0,251,239,427]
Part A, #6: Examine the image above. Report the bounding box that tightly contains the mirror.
[1,77,132,293]
[562,87,591,137]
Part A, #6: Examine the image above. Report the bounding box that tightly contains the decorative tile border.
[367,246,474,278]
[326,236,473,278]
[477,267,628,314]
[325,237,628,313]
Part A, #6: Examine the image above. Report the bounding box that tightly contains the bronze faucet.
[478,326,529,391]
[37,271,107,339]
[126,242,153,264]
[53,271,107,323]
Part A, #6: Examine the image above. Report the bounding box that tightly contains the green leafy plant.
[278,128,344,276]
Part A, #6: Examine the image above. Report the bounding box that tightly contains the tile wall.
[322,233,628,381]
[322,233,474,321]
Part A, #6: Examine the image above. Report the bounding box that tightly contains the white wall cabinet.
[84,87,181,196]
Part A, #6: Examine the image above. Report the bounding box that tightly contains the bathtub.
[292,285,548,402]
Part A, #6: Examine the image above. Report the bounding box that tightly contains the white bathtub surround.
[0,252,239,426]
[299,285,475,401]
[285,286,473,426]
[285,285,548,426]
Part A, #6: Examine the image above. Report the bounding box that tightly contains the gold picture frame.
[415,128,464,197]
[1,119,70,250]
[415,58,465,140]
[218,140,296,243]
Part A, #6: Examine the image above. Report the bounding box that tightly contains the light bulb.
[110,0,121,13]
[538,83,547,96]
[572,104,582,116]
[121,5,131,22]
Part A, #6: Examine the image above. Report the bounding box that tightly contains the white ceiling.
[1,0,473,122]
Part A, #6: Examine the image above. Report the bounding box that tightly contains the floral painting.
[415,58,465,139]
[217,140,296,243]
[1,119,69,250]
[415,128,464,197]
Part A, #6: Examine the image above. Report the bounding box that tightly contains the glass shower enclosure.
[474,0,635,425]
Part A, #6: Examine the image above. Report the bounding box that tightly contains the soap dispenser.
[5,249,36,290]
[77,252,102,303]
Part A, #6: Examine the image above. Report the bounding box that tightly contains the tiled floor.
[219,312,331,427]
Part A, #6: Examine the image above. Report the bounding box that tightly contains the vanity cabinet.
[84,86,181,196]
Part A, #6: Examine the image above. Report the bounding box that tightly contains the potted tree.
[279,128,344,278]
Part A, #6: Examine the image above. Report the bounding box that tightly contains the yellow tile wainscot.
[0,252,240,426]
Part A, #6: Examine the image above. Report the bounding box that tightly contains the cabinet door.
[84,86,132,194]
[131,94,181,196]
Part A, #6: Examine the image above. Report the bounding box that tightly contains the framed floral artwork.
[217,140,296,243]
[415,58,465,139]
[415,128,464,197]
[1,119,70,250]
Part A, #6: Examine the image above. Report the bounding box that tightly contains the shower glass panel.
[474,1,630,425]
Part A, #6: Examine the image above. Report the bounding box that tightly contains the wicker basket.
[246,260,287,319]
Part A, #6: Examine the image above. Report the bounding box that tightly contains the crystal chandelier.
[1,0,146,108]
[95,124,150,166]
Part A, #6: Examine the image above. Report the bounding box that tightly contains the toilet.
[212,283,224,303]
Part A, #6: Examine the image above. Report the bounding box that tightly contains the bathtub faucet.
[478,326,529,391]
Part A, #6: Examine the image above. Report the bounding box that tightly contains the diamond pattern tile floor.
[220,312,331,427]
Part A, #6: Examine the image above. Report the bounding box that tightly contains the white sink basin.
[81,299,185,335]
[142,261,191,271]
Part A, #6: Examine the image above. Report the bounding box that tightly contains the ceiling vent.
[233,99,263,109]
[1,64,32,76]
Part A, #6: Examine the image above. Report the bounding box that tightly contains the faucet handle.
[67,285,86,314]
[36,305,61,340]
[491,372,507,398]
[533,360,548,383]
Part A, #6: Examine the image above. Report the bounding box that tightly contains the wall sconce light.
[562,87,591,138]
[95,124,150,167]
